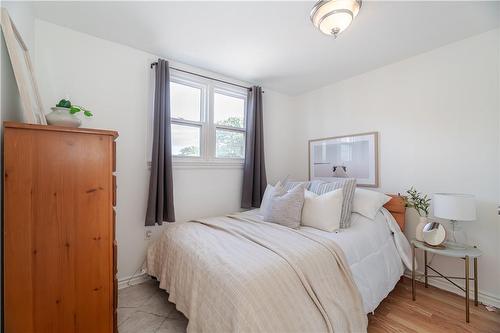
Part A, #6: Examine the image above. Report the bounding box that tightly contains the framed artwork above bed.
[309,132,379,187]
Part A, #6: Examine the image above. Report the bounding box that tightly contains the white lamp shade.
[433,193,476,221]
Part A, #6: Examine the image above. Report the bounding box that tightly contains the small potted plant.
[46,99,93,128]
[405,187,431,242]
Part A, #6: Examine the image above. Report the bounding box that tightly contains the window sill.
[147,160,244,170]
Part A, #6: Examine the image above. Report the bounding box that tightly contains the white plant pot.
[415,216,428,241]
[46,107,82,128]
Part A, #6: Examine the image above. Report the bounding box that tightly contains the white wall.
[292,29,500,306]
[263,89,297,184]
[498,29,500,304]
[34,20,293,281]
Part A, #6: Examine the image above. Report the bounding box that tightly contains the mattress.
[300,210,405,313]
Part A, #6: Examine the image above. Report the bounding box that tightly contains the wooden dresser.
[3,122,118,333]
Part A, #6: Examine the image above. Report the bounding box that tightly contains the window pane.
[216,129,245,158]
[172,124,200,157]
[214,93,245,128]
[170,82,201,121]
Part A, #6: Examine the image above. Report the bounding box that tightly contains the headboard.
[383,194,406,231]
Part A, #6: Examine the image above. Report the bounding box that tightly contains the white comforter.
[300,208,407,313]
[147,207,411,330]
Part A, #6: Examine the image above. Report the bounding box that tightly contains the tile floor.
[118,279,188,333]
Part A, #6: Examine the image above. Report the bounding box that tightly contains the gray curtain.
[145,59,175,225]
[241,86,267,208]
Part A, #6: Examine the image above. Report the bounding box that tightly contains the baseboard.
[118,272,150,290]
[403,271,500,309]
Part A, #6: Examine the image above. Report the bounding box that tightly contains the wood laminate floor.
[368,277,500,333]
[118,277,500,332]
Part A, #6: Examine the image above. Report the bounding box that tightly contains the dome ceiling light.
[310,0,362,38]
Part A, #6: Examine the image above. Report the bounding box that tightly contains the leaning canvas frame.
[0,8,46,124]
[308,132,379,187]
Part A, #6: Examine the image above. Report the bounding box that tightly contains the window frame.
[169,70,248,166]
[170,76,206,160]
[211,85,247,160]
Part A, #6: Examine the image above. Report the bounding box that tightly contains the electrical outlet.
[145,230,153,240]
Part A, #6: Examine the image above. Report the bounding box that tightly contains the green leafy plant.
[404,187,431,217]
[179,146,200,156]
[215,117,245,158]
[56,99,93,117]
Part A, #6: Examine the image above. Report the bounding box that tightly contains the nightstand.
[411,240,482,323]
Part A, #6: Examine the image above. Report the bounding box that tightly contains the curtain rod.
[150,62,253,91]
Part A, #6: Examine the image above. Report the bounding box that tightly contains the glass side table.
[411,240,482,323]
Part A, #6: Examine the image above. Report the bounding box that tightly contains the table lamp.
[433,193,476,249]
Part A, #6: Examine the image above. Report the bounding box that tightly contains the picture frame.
[309,132,379,187]
[0,8,46,124]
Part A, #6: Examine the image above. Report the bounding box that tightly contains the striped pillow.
[309,178,357,229]
[308,180,327,193]
[282,181,311,192]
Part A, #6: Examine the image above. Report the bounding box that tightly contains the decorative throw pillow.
[308,179,327,193]
[301,189,343,232]
[352,188,391,220]
[282,180,311,192]
[260,181,285,213]
[309,178,357,229]
[262,183,306,229]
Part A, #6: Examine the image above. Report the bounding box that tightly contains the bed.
[146,196,410,333]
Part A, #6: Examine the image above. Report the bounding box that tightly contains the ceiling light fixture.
[310,0,362,38]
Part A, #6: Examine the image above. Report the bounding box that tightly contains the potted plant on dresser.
[46,99,93,127]
[405,187,431,242]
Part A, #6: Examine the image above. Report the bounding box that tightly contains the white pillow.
[301,189,343,232]
[260,181,285,214]
[352,188,391,220]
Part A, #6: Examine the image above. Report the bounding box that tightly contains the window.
[170,82,202,122]
[171,124,201,157]
[170,78,204,158]
[169,71,247,164]
[214,91,246,159]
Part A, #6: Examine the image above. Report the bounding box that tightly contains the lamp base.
[448,220,468,249]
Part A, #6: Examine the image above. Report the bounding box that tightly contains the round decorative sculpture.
[422,222,446,247]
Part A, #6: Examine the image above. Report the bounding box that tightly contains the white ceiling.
[33,1,500,95]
